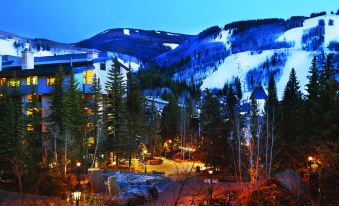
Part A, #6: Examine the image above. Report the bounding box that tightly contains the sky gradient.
[0,0,337,43]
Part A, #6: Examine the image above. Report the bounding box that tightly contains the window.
[27,76,38,85]
[100,63,106,71]
[0,78,6,86]
[47,77,56,86]
[8,79,20,87]
[83,70,94,84]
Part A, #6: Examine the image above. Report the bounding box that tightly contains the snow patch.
[276,50,313,99]
[213,30,232,49]
[123,28,130,36]
[163,43,179,50]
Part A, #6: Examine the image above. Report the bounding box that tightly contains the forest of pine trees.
[0,54,338,201]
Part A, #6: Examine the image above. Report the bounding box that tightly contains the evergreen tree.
[105,57,131,166]
[161,95,180,140]
[127,68,144,138]
[48,67,66,166]
[235,77,243,99]
[63,71,86,161]
[89,74,103,166]
[303,56,321,145]
[200,89,230,169]
[265,73,279,177]
[280,68,303,166]
[318,54,337,143]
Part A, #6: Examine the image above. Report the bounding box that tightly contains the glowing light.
[76,161,81,167]
[308,156,313,161]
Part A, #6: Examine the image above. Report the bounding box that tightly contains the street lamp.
[208,169,213,203]
[72,185,81,206]
[76,161,81,186]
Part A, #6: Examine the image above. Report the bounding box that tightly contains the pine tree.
[318,54,337,143]
[48,67,66,166]
[127,68,144,138]
[23,85,42,186]
[105,57,131,166]
[235,77,243,99]
[302,56,321,146]
[89,74,103,167]
[265,73,279,177]
[200,89,230,169]
[280,68,303,166]
[63,71,85,162]
[161,95,180,140]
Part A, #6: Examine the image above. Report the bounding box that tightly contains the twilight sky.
[0,0,337,43]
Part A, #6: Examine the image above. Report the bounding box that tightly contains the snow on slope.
[163,43,179,50]
[202,15,339,100]
[201,50,275,90]
[278,15,339,49]
[213,30,232,49]
[276,50,314,99]
[0,38,84,57]
[123,28,130,36]
[0,39,18,56]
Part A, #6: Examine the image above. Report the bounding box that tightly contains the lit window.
[0,78,6,86]
[83,70,94,84]
[8,79,20,87]
[27,123,34,131]
[47,77,56,86]
[27,76,38,85]
[27,108,39,116]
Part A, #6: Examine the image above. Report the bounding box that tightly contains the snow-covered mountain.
[0,30,90,57]
[1,11,338,99]
[76,28,192,62]
[155,14,339,100]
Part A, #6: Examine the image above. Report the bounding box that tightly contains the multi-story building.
[0,49,128,131]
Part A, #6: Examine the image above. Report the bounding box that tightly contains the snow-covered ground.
[163,43,179,50]
[145,158,205,175]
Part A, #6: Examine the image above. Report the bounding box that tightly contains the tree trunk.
[265,112,269,177]
[268,109,275,178]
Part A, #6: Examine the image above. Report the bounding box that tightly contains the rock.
[88,169,105,193]
[108,176,121,196]
[119,182,131,194]
[148,186,158,199]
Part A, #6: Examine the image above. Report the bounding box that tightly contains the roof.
[145,97,169,105]
[250,85,267,100]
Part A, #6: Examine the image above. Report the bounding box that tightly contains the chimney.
[21,48,34,70]
[0,54,2,71]
[87,50,99,59]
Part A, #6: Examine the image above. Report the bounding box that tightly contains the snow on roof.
[145,97,169,105]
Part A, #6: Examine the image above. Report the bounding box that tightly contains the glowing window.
[27,76,38,85]
[8,79,20,87]
[27,123,34,131]
[83,70,94,84]
[0,78,6,86]
[47,77,56,86]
